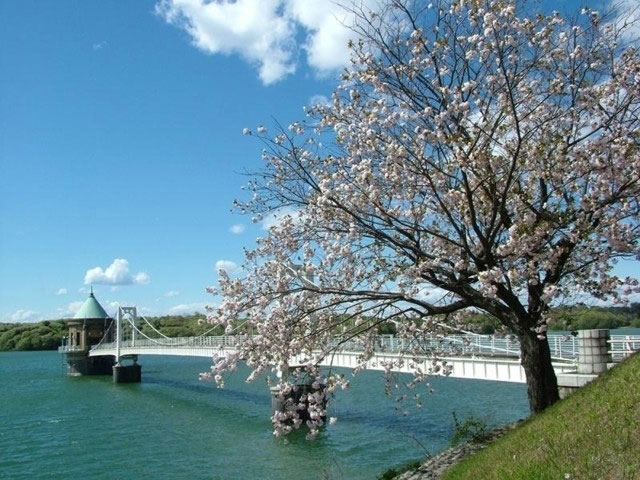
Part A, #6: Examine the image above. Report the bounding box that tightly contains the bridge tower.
[60,289,115,376]
[112,306,142,383]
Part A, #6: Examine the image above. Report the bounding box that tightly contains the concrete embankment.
[394,351,640,479]
[392,423,519,480]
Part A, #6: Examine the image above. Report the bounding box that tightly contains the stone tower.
[60,289,115,376]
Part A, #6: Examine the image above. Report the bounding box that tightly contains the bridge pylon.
[112,306,142,383]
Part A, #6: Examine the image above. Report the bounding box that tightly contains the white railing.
[91,335,241,351]
[609,335,640,361]
[58,345,86,353]
[329,333,579,360]
[547,334,580,359]
[89,333,584,361]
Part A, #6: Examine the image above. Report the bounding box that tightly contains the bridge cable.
[90,304,576,364]
[93,319,115,349]
[122,315,249,347]
[138,313,239,339]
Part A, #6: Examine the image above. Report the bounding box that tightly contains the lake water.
[0,351,530,479]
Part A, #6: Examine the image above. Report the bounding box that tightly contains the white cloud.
[55,288,68,296]
[308,94,331,107]
[133,272,151,285]
[416,285,451,304]
[164,290,180,297]
[261,206,304,230]
[84,258,151,286]
[92,40,107,50]
[215,259,241,274]
[155,0,379,84]
[57,300,94,318]
[613,0,640,43]
[105,301,121,316]
[229,223,246,234]
[55,300,123,321]
[8,309,41,323]
[286,0,363,74]
[63,301,85,317]
[167,302,209,315]
[156,0,297,84]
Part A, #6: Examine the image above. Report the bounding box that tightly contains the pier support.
[113,359,141,383]
[65,354,115,376]
[270,367,326,423]
[110,307,142,384]
[557,329,611,398]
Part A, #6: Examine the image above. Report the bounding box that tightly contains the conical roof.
[74,291,110,319]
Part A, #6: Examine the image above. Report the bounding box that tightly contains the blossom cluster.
[209,0,640,431]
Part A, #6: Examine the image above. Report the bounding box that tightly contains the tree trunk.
[518,331,560,413]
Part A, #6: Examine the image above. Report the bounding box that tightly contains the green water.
[0,351,529,479]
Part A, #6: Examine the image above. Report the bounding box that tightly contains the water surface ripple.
[0,351,529,479]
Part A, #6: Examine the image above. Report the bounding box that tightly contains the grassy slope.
[443,353,640,480]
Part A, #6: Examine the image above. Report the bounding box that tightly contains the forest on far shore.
[462,303,640,335]
[0,314,212,352]
[1,304,639,352]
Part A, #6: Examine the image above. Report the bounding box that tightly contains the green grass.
[443,353,640,480]
[377,460,423,480]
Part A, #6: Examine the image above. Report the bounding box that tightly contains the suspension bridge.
[59,303,640,391]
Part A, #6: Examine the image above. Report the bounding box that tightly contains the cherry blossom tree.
[206,0,640,435]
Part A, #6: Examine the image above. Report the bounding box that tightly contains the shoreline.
[387,422,522,480]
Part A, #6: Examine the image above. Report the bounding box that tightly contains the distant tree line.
[456,304,640,335]
[375,304,640,336]
[0,320,67,351]
[548,304,640,331]
[0,313,222,352]
[1,305,638,352]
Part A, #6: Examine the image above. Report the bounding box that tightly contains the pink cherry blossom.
[207,0,640,436]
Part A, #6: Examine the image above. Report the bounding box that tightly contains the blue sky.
[1,0,636,322]
[0,0,341,321]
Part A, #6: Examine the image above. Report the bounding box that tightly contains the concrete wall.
[557,329,611,398]
[577,329,611,374]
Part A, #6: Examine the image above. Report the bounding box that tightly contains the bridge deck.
[82,337,581,384]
